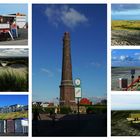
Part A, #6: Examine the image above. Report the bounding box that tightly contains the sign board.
[21,119,28,127]
[131,69,135,75]
[75,87,82,98]
[0,23,10,29]
[16,16,26,28]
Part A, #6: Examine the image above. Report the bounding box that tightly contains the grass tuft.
[0,68,28,91]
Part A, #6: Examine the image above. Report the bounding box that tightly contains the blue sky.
[0,4,28,20]
[112,50,140,67]
[0,95,28,107]
[32,4,107,102]
[112,4,140,20]
[112,94,140,110]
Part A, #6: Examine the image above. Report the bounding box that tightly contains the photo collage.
[0,0,140,139]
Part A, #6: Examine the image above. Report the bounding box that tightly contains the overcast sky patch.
[0,48,28,57]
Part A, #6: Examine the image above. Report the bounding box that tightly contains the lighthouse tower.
[59,32,75,107]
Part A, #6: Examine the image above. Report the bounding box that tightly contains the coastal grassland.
[0,111,28,120]
[111,110,140,136]
[0,66,28,91]
[112,20,140,31]
[130,113,140,118]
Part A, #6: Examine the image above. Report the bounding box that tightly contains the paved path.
[0,39,28,45]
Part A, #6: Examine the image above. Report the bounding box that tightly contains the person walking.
[50,110,56,126]
[33,108,41,135]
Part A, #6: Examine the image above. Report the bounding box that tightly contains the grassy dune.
[112,20,140,31]
[0,111,28,120]
[111,110,140,136]
[0,66,28,91]
[130,113,140,118]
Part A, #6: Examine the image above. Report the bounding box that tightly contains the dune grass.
[129,113,140,119]
[112,20,140,31]
[0,68,28,91]
[0,111,28,120]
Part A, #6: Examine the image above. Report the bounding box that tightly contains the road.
[0,28,28,45]
[32,113,107,137]
[0,39,28,45]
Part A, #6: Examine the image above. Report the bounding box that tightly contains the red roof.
[80,98,92,105]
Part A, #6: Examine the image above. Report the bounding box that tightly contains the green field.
[112,20,140,31]
[0,111,28,120]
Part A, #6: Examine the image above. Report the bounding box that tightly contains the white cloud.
[119,55,133,61]
[120,55,126,61]
[45,5,88,28]
[0,48,28,57]
[41,68,53,77]
[134,53,140,56]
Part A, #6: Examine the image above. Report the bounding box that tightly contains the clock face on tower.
[75,79,81,86]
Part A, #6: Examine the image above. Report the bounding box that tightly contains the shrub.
[43,107,55,114]
[86,106,95,114]
[60,107,72,114]
[32,105,43,113]
[86,105,107,114]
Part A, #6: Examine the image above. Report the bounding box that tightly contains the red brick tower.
[60,32,75,107]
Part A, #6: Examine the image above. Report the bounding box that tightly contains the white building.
[0,13,27,29]
[0,104,28,113]
[41,102,49,108]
